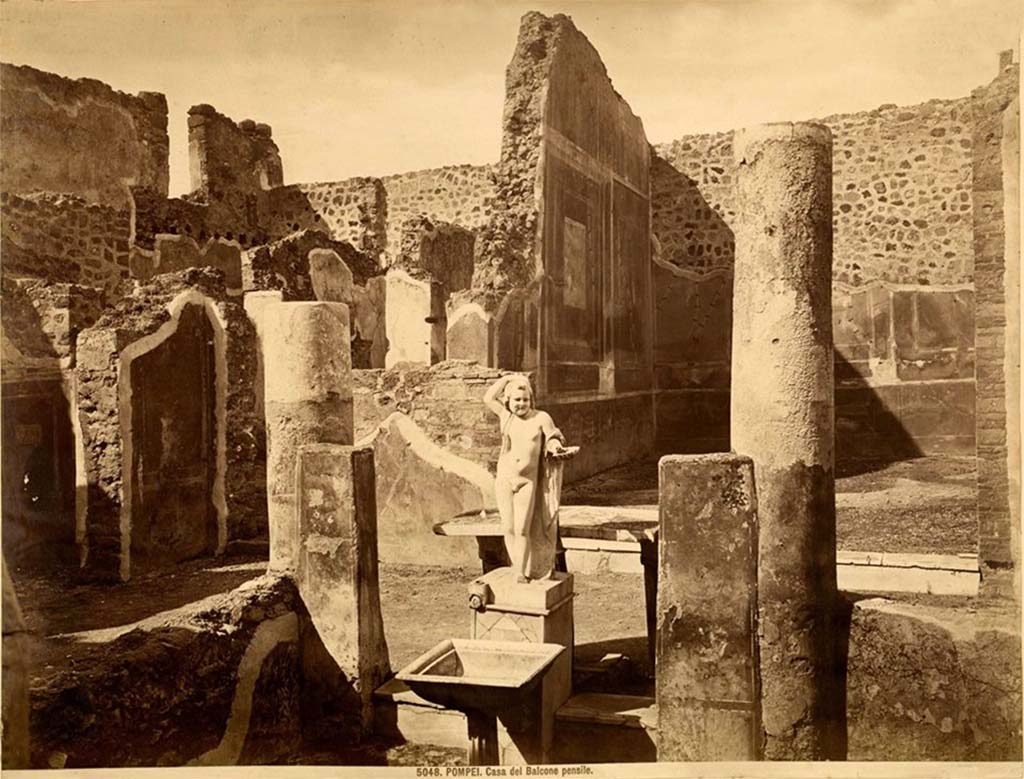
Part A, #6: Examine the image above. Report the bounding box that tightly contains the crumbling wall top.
[471,12,649,310]
[0,62,169,207]
[188,103,284,200]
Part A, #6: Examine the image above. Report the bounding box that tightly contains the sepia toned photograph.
[0,0,1020,774]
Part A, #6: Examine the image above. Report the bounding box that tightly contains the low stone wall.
[29,574,301,768]
[355,362,656,483]
[353,361,505,471]
[846,596,1022,760]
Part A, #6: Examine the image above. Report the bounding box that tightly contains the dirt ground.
[8,453,977,766]
[563,453,978,555]
[11,454,975,688]
[12,553,646,767]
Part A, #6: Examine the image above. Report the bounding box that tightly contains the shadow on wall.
[0,281,77,572]
[1,382,76,572]
[651,154,734,456]
[834,351,924,478]
[650,155,935,477]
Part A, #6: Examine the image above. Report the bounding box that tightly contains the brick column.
[972,59,1020,595]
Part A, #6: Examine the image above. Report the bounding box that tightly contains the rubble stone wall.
[654,97,973,285]
[1,192,130,294]
[262,178,387,259]
[188,104,282,236]
[651,83,1005,460]
[382,165,495,264]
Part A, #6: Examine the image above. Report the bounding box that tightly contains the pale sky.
[1,0,1020,196]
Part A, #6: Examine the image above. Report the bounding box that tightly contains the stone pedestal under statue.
[467,567,574,764]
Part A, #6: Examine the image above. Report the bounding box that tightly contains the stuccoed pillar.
[657,453,760,760]
[263,302,352,572]
[731,122,838,759]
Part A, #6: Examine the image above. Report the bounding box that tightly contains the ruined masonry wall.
[75,270,253,578]
[243,229,380,301]
[654,96,974,285]
[394,215,475,293]
[353,362,504,471]
[382,165,495,264]
[1,192,130,294]
[469,12,562,307]
[130,187,213,250]
[0,63,169,209]
[188,105,282,213]
[262,179,386,259]
[1,277,105,371]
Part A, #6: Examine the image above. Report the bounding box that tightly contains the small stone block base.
[472,567,573,611]
[471,602,573,647]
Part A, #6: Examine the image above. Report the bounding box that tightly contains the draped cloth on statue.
[519,440,578,580]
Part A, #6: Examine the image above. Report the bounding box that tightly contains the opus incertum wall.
[649,63,1020,462]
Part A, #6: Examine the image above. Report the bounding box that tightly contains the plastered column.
[263,302,352,572]
[731,122,838,759]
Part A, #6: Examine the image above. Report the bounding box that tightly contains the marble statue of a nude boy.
[483,374,567,583]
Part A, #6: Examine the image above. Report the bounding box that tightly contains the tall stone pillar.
[263,302,352,572]
[296,444,390,739]
[731,122,838,759]
[657,454,760,761]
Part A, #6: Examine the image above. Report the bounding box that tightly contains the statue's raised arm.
[487,374,578,583]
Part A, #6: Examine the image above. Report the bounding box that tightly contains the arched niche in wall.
[125,302,220,573]
[77,287,228,581]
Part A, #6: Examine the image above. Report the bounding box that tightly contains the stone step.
[373,677,469,750]
[552,692,657,763]
[837,551,979,596]
[374,679,659,764]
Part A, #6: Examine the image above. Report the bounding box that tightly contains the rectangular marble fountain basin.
[396,638,566,714]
